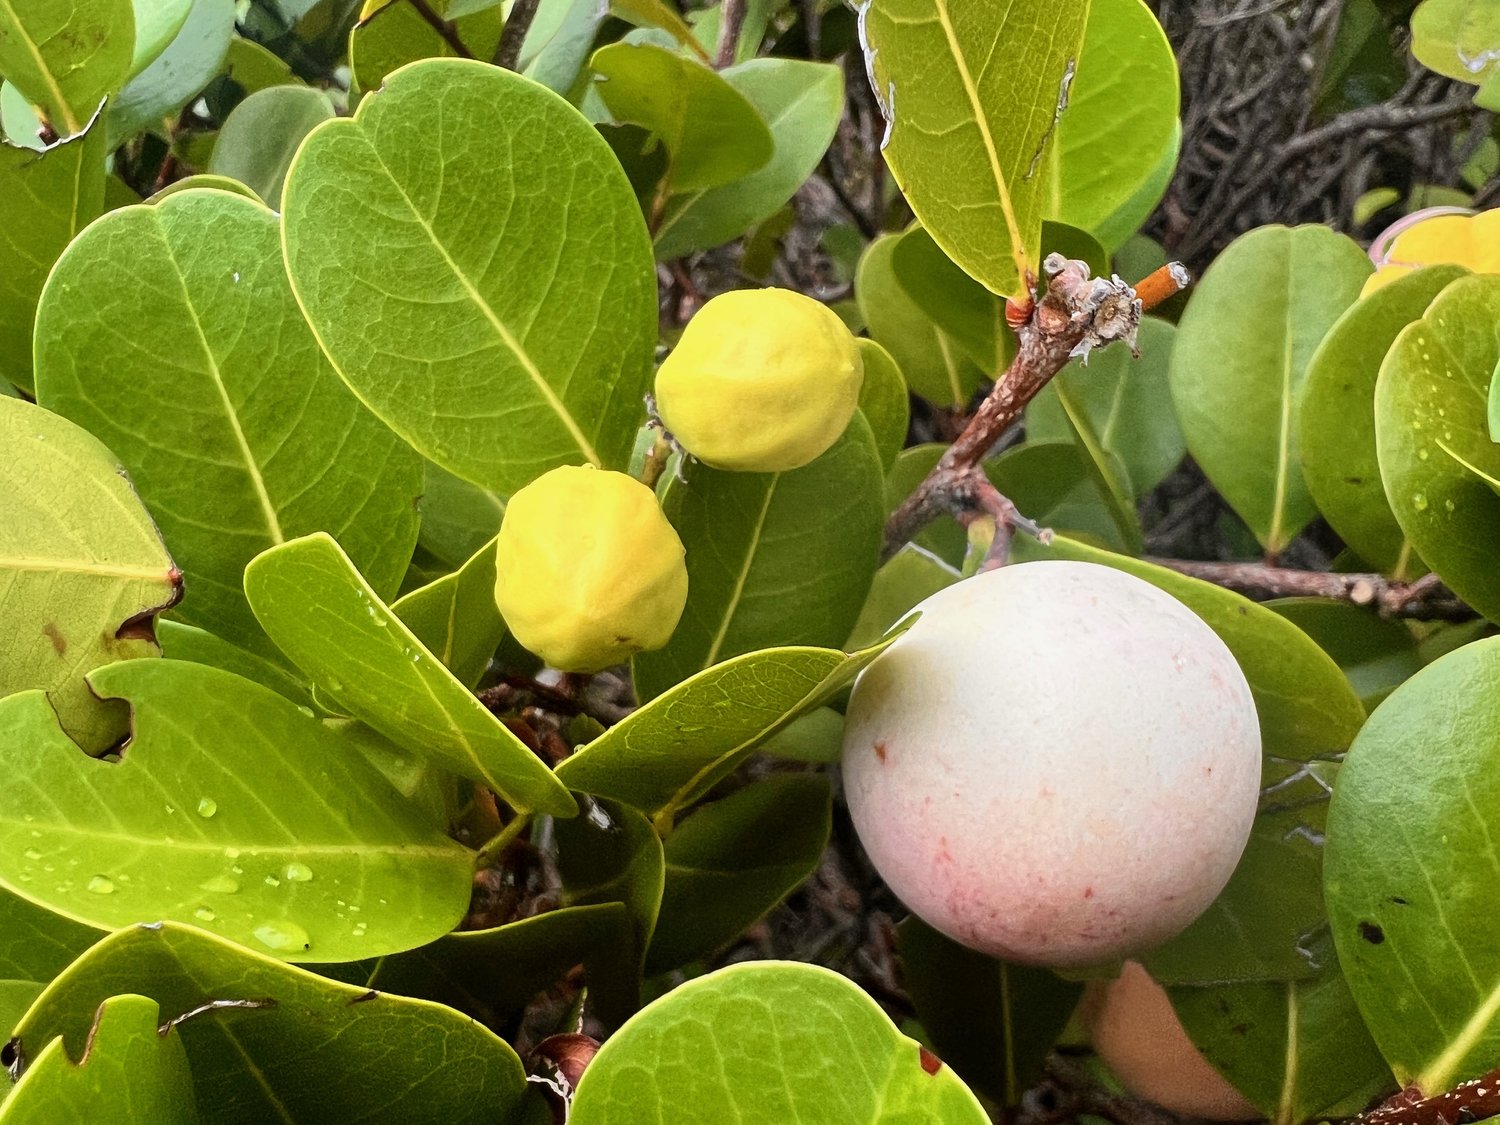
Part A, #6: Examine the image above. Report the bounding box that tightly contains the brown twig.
[715,0,746,67]
[402,0,474,60]
[882,259,1189,562]
[1146,560,1476,621]
[1354,1069,1500,1125]
[494,0,541,70]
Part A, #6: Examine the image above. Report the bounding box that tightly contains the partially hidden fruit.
[841,560,1260,968]
[1081,961,1262,1121]
[1363,206,1500,295]
[654,287,864,473]
[493,465,688,673]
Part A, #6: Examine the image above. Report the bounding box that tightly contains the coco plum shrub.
[842,561,1260,967]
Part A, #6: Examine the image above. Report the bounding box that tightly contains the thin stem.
[403,0,474,59]
[1146,559,1475,621]
[494,0,541,70]
[716,0,747,67]
[474,812,532,869]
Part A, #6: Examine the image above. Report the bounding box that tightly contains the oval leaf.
[0,0,132,135]
[207,85,333,208]
[282,58,656,494]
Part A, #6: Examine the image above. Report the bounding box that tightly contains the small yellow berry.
[493,465,688,673]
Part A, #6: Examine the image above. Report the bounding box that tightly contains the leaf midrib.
[701,475,779,669]
[0,0,80,134]
[0,556,172,581]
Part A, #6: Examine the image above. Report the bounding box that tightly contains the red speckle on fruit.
[934,837,952,864]
[873,739,887,763]
[1084,887,1094,899]
[1204,767,1213,776]
[919,1047,943,1075]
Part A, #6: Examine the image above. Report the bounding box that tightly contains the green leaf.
[1048,0,1178,247]
[244,533,577,818]
[1091,122,1180,251]
[846,545,958,651]
[1017,536,1365,768]
[590,43,772,194]
[555,798,664,1022]
[858,0,1088,298]
[36,188,420,654]
[0,660,475,962]
[0,118,106,394]
[631,418,884,702]
[570,961,989,1122]
[108,0,235,144]
[610,0,710,61]
[1170,225,1373,553]
[1326,635,1500,1091]
[647,774,831,974]
[221,36,301,98]
[652,58,843,260]
[207,86,333,208]
[890,224,1013,372]
[522,0,610,96]
[1268,599,1421,708]
[128,0,192,79]
[856,338,910,471]
[1375,275,1500,622]
[349,0,503,94]
[13,923,531,1123]
[282,58,657,494]
[390,535,505,688]
[418,460,507,570]
[857,234,985,408]
[0,396,178,754]
[758,706,844,765]
[367,902,632,1025]
[898,918,1082,1108]
[1411,0,1500,86]
[155,621,319,713]
[1301,265,1467,576]
[563,634,900,819]
[1,994,198,1124]
[1033,386,1142,553]
[1027,317,1184,496]
[1173,940,1393,1124]
[0,0,132,135]
[0,887,97,985]
[0,980,43,1036]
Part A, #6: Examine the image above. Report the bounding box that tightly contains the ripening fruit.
[493,465,688,673]
[654,287,864,473]
[841,560,1260,968]
[1081,961,1261,1121]
[1363,206,1500,295]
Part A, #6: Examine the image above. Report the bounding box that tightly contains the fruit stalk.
[882,256,1188,562]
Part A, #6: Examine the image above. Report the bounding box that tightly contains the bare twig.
[1146,560,1476,621]
[494,0,541,70]
[716,0,746,67]
[882,259,1189,561]
[1354,1068,1500,1125]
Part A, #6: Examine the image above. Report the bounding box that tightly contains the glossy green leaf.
[367,902,632,1025]
[0,659,473,961]
[1093,127,1179,252]
[522,0,609,95]
[128,0,192,78]
[898,918,1082,1108]
[0,396,178,754]
[0,122,106,394]
[246,534,574,816]
[1018,535,1365,769]
[631,419,884,702]
[0,980,42,1036]
[1268,599,1421,708]
[609,0,709,60]
[1411,0,1500,85]
[653,58,842,260]
[391,535,505,688]
[154,621,318,712]
[858,0,1088,298]
[561,634,901,818]
[1048,0,1178,246]
[36,189,420,652]
[570,961,989,1122]
[1301,265,1467,576]
[283,59,657,494]
[349,0,503,94]
[856,338,910,471]
[1170,225,1373,552]
[857,233,985,408]
[758,706,844,765]
[1,994,198,1124]
[555,798,663,1022]
[418,460,507,570]
[890,224,1012,372]
[0,887,97,985]
[1028,316,1184,495]
[846,545,958,650]
[647,775,831,974]
[13,923,531,1123]
[1035,386,1141,552]
[108,0,235,144]
[1375,275,1500,622]
[590,43,772,194]
[207,86,332,208]
[0,0,132,135]
[221,36,300,98]
[1326,636,1500,1091]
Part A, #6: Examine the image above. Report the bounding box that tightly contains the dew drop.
[352,922,367,938]
[164,805,176,816]
[264,875,281,887]
[1413,493,1429,511]
[1444,499,1456,512]
[284,862,313,883]
[253,920,311,953]
[1418,448,1430,461]
[199,875,240,894]
[86,875,114,895]
[23,848,41,861]
[194,907,216,923]
[297,706,315,719]
[196,797,218,818]
[373,617,387,628]
[224,847,241,860]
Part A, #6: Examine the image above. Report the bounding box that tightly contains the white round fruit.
[841,560,1260,967]
[1082,961,1261,1120]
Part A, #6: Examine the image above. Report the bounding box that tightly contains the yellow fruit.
[1363,207,1500,296]
[654,287,864,473]
[493,465,688,673]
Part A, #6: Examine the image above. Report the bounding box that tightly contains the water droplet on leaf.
[195,907,216,922]
[199,875,240,894]
[253,920,311,953]
[284,862,313,883]
[1413,493,1429,511]
[197,797,218,818]
[86,875,114,894]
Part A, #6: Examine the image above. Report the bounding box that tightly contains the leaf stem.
[474,811,532,869]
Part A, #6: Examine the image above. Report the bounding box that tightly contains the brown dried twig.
[1148,560,1476,621]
